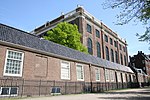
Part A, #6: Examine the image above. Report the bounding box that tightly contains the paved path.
[19,88,150,100]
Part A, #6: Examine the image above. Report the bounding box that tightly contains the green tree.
[103,0,150,45]
[43,22,88,53]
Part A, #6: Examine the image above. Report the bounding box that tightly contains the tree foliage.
[43,22,88,53]
[103,0,150,45]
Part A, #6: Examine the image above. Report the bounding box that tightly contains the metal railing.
[0,78,149,97]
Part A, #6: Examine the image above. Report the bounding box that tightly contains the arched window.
[115,51,119,63]
[105,46,109,61]
[120,53,123,65]
[124,55,127,66]
[97,42,101,58]
[87,38,93,55]
[111,49,114,62]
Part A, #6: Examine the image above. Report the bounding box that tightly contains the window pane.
[120,53,123,65]
[96,29,100,38]
[115,51,119,63]
[4,50,24,76]
[111,49,114,62]
[110,38,113,45]
[10,87,18,95]
[104,35,108,42]
[76,64,84,80]
[97,42,101,58]
[114,41,117,47]
[87,24,91,33]
[105,46,109,61]
[96,69,100,81]
[87,38,93,55]
[1,87,9,95]
[61,61,70,79]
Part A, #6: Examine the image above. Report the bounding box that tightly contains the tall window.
[96,29,100,38]
[111,49,114,62]
[95,68,100,81]
[104,34,108,42]
[120,53,123,65]
[97,42,101,58]
[87,38,93,55]
[4,50,24,77]
[61,61,70,80]
[110,38,113,45]
[105,46,109,61]
[109,70,114,81]
[124,55,127,66]
[105,69,109,81]
[117,72,121,82]
[115,51,119,63]
[76,64,84,81]
[87,24,92,33]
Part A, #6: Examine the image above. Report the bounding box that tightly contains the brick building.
[0,24,135,96]
[129,51,150,76]
[32,6,128,66]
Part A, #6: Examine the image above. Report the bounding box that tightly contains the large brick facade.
[33,7,128,66]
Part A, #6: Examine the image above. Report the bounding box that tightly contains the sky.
[0,0,149,56]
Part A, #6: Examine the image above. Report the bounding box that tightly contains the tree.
[103,0,150,45]
[43,22,88,53]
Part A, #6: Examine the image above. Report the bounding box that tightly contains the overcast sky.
[0,0,149,56]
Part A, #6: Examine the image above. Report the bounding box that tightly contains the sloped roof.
[0,23,133,73]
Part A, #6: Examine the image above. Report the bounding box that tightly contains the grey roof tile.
[0,23,133,73]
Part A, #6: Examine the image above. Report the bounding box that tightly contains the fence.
[0,78,149,97]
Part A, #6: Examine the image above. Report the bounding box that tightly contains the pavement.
[18,87,150,100]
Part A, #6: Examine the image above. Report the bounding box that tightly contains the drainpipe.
[89,64,93,92]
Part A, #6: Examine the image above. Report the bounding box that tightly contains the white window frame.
[105,69,109,82]
[122,73,126,82]
[61,61,70,80]
[76,63,84,81]
[3,50,24,77]
[0,87,18,96]
[95,68,100,81]
[110,70,114,82]
[117,72,121,82]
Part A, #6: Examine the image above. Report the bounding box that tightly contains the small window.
[110,38,113,45]
[87,24,92,33]
[104,35,108,42]
[114,40,117,47]
[119,44,122,50]
[51,87,61,94]
[0,87,18,96]
[123,46,126,52]
[3,50,24,77]
[95,69,100,81]
[61,61,70,80]
[76,64,84,81]
[96,29,100,38]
